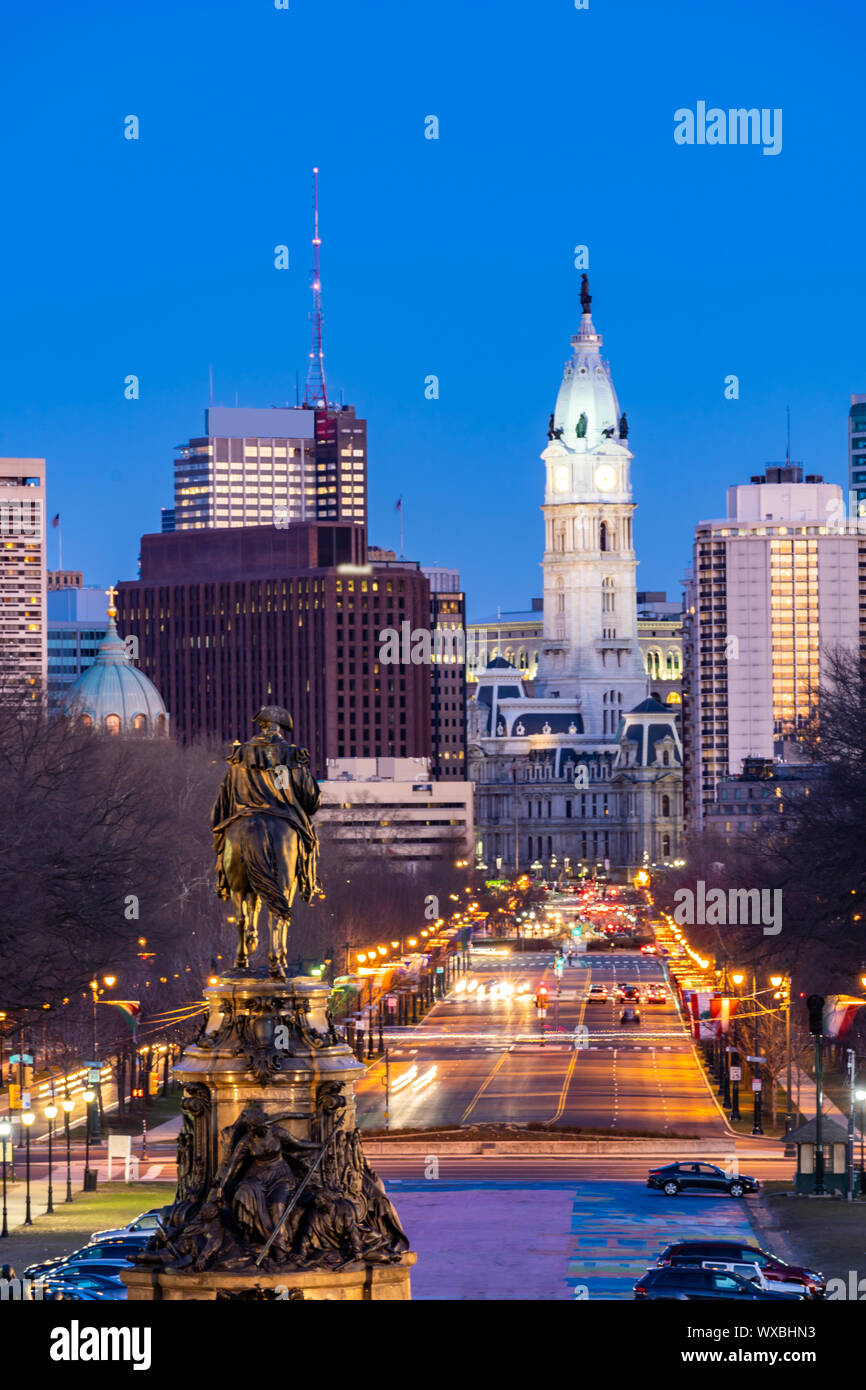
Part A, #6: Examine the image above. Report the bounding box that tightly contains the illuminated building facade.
[166,404,367,533]
[682,464,861,830]
[0,457,46,695]
[467,281,683,877]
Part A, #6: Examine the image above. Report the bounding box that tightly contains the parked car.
[38,1270,128,1301]
[620,1006,641,1025]
[91,1206,170,1242]
[634,1267,805,1301]
[646,1162,759,1198]
[24,1235,149,1280]
[657,1240,824,1296]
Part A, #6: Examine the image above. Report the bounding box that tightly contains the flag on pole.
[51,513,60,527]
[395,497,402,511]
[710,996,740,1034]
[107,1000,141,1030]
[823,994,866,1040]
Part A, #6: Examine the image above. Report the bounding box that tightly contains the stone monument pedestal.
[121,973,414,1300]
[123,1254,416,1301]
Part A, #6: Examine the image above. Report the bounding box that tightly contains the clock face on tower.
[554,466,569,492]
[595,464,617,492]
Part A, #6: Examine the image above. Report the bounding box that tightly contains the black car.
[646,1161,759,1198]
[634,1267,804,1300]
[24,1235,148,1280]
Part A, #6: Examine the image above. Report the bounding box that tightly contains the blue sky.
[1,0,863,617]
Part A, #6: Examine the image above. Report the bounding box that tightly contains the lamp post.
[44,1102,57,1214]
[771,972,794,1134]
[62,1097,74,1202]
[0,1117,11,1237]
[856,1088,866,1183]
[751,970,764,1135]
[82,1086,96,1189]
[730,973,744,1122]
[21,1109,35,1226]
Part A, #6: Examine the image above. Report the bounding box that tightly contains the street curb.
[361,1139,787,1158]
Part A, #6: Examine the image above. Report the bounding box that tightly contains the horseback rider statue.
[211,706,322,980]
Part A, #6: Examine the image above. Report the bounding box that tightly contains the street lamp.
[730,974,744,1121]
[771,972,794,1134]
[82,1086,96,1189]
[61,1097,74,1202]
[44,1102,57,1213]
[856,1088,866,1180]
[21,1109,35,1225]
[0,1116,11,1237]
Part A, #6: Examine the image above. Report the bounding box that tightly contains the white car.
[700,1260,810,1297]
[587,984,609,1002]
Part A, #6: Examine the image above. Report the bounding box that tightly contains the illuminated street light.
[44,1102,58,1212]
[21,1110,35,1225]
[61,1097,74,1201]
[0,1116,11,1236]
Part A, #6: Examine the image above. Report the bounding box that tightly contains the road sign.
[751,1078,762,1092]
[21,1091,31,1109]
[88,1068,101,1085]
[436,966,444,974]
[9,1054,33,1066]
[729,1067,742,1081]
[746,1056,767,1064]
[386,995,397,1007]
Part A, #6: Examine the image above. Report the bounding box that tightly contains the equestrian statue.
[211,705,322,980]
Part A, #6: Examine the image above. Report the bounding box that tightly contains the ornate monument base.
[122,973,415,1301]
[123,1256,416,1301]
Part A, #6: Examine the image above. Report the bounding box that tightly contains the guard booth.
[786,1117,860,1196]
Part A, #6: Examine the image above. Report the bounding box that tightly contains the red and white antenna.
[303,166,328,409]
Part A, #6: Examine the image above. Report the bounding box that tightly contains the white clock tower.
[535,276,647,733]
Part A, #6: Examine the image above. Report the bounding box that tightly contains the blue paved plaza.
[390,1179,758,1300]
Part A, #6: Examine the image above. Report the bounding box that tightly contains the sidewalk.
[777,1062,859,1131]
[1,1158,174,1233]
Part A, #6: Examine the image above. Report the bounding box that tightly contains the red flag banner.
[709,996,740,1034]
[823,995,866,1041]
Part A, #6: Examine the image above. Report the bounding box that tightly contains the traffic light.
[806,994,825,1036]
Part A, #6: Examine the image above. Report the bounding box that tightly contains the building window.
[661,793,670,816]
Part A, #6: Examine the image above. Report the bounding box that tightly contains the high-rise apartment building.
[116,522,431,769]
[682,464,861,830]
[849,394,866,518]
[0,457,47,695]
[422,566,467,780]
[167,404,367,533]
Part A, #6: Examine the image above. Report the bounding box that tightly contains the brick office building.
[116,522,431,770]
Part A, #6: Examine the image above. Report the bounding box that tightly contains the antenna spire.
[303,167,328,409]
[786,404,791,467]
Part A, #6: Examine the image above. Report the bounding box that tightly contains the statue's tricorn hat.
[254,705,294,733]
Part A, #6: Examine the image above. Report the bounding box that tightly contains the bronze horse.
[211,707,321,980]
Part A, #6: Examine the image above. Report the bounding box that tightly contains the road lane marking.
[460,1048,510,1123]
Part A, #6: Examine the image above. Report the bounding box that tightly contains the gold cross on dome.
[106,583,118,616]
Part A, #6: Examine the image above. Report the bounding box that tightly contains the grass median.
[0,1181,175,1274]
